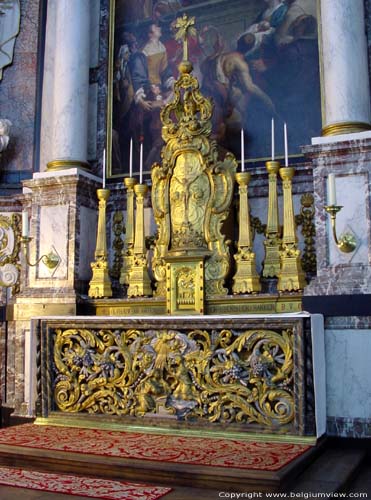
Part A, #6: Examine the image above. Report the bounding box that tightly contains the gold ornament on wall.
[0,213,21,293]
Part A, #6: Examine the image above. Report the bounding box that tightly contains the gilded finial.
[175,14,196,72]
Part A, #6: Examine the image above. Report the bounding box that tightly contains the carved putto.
[0,119,11,152]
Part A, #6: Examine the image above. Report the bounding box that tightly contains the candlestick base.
[233,248,262,294]
[127,255,153,298]
[127,182,152,298]
[262,242,281,278]
[88,260,113,298]
[277,251,307,292]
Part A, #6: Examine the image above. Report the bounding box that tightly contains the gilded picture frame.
[107,0,321,179]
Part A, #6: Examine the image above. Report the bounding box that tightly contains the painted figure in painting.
[112,0,320,174]
[200,27,275,146]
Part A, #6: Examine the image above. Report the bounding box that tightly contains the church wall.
[325,317,371,438]
[0,0,41,188]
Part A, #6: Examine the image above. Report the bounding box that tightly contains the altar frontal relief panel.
[37,316,318,437]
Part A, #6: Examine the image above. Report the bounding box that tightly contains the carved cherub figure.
[0,119,11,152]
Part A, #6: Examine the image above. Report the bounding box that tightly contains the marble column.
[46,0,91,171]
[319,0,371,136]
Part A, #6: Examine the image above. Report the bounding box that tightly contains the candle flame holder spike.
[21,236,61,270]
[324,205,357,253]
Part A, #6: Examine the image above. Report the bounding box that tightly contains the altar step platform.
[0,423,367,497]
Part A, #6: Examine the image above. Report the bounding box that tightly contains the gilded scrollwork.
[151,16,236,301]
[110,211,125,280]
[295,193,316,274]
[52,326,294,427]
[0,213,21,293]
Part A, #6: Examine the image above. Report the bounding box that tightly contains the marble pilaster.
[5,169,101,416]
[303,133,371,295]
[43,0,91,171]
[19,169,100,300]
[319,0,371,136]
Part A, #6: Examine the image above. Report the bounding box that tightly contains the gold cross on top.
[175,14,196,62]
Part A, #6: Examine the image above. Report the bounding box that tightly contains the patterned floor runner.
[0,466,171,499]
[0,424,311,471]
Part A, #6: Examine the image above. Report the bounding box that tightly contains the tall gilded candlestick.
[127,183,152,297]
[263,160,281,278]
[277,167,306,292]
[232,172,261,294]
[120,177,137,287]
[88,188,113,298]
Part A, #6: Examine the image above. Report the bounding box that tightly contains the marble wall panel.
[38,205,69,279]
[303,136,371,295]
[325,328,371,420]
[78,206,97,281]
[0,0,40,176]
[328,173,369,266]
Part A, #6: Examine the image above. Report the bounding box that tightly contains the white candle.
[284,122,288,167]
[22,210,29,238]
[241,128,245,172]
[102,148,106,188]
[271,118,275,161]
[129,138,133,178]
[327,173,337,206]
[139,142,143,184]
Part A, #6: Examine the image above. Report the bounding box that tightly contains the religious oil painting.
[110,0,321,177]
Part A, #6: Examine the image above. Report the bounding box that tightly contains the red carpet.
[0,424,311,471]
[0,466,171,499]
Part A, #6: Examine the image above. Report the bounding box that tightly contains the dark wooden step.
[0,440,323,493]
[287,448,367,494]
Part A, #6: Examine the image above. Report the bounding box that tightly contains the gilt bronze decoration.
[263,160,281,278]
[277,168,306,292]
[232,172,261,294]
[88,188,113,298]
[0,213,21,293]
[127,183,152,297]
[151,15,236,307]
[52,325,294,428]
[324,204,357,253]
[120,177,137,286]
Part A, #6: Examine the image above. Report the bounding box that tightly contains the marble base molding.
[327,417,371,438]
[46,159,91,172]
[321,121,371,137]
